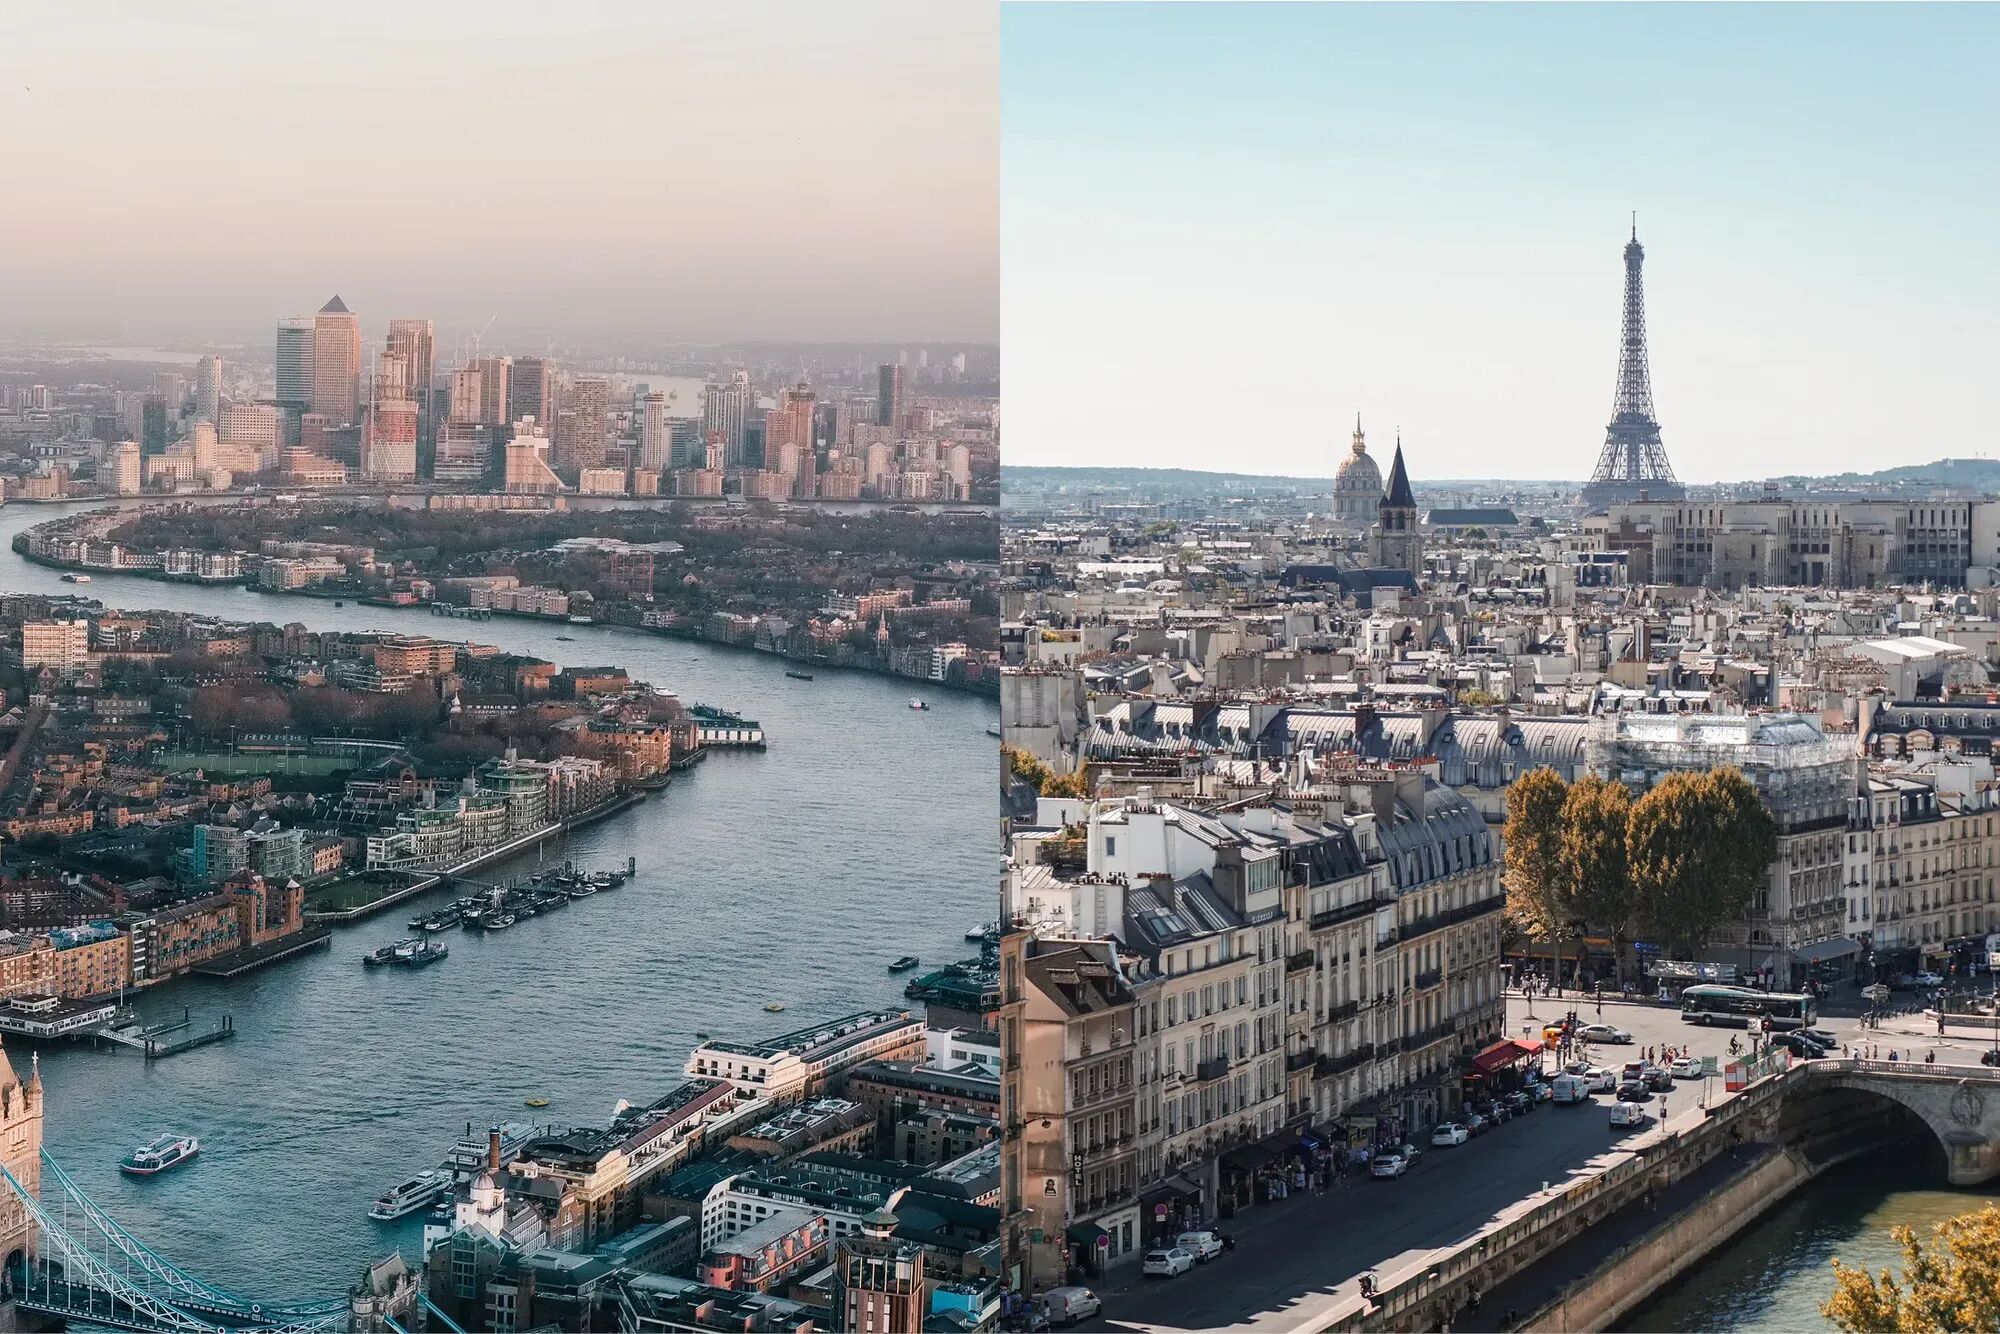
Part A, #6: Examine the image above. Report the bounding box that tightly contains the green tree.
[1627,767,1777,955]
[1502,767,1570,941]
[1824,1204,2000,1332]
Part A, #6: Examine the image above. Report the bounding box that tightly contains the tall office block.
[311,295,361,425]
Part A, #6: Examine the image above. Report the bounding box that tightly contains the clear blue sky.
[1003,3,2000,482]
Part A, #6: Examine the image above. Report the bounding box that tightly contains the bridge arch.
[1782,1064,2000,1186]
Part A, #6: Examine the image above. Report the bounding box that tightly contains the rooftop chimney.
[487,1126,502,1173]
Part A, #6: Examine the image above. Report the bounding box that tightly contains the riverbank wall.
[1515,1145,1817,1332]
[1316,1071,1801,1332]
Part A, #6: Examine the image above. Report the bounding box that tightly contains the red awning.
[1517,1038,1545,1055]
[1470,1041,1524,1074]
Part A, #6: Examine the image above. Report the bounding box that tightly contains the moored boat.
[785,671,814,681]
[121,1134,200,1176]
[966,922,996,941]
[888,955,921,972]
[484,913,517,931]
[369,1168,450,1221]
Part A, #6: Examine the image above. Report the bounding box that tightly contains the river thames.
[0,501,997,1300]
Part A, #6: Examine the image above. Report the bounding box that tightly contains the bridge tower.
[0,1041,43,1303]
[1579,219,1687,512]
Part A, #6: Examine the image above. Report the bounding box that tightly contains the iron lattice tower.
[1579,220,1685,510]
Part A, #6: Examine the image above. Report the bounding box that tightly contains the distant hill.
[1005,458,2000,494]
[1762,457,2000,490]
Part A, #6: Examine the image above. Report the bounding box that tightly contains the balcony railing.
[1310,896,1393,933]
[1400,895,1506,945]
[1414,967,1443,992]
[1325,999,1360,1024]
[1401,1022,1456,1054]
[1315,1043,1376,1078]
[1196,1055,1231,1082]
[1285,1049,1319,1073]
[1285,949,1316,973]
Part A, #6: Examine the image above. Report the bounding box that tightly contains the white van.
[1176,1230,1224,1262]
[1043,1286,1103,1326]
[1550,1073,1590,1104]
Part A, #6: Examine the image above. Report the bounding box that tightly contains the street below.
[1079,990,1981,1332]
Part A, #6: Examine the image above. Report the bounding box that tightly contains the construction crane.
[470,313,498,362]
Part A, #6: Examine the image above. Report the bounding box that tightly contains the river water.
[1622,1160,2000,1332]
[0,500,997,1301]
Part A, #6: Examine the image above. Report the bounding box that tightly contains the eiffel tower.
[1579,220,1685,511]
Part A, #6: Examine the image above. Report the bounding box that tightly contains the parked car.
[1431,1122,1470,1147]
[1669,1056,1705,1079]
[1043,1288,1103,1326]
[1479,1098,1509,1123]
[1396,1142,1423,1166]
[1504,1091,1533,1115]
[1529,1080,1555,1102]
[1578,1024,1633,1044]
[1609,1102,1650,1130]
[1463,1110,1490,1135]
[1371,1151,1410,1179]
[1143,1249,1195,1278]
[1176,1231,1223,1263]
[1616,1081,1653,1103]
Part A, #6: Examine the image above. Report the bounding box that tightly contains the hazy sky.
[0,2,996,348]
[1004,4,2000,483]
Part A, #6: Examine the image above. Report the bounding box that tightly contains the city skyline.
[0,2,996,345]
[1003,3,2000,483]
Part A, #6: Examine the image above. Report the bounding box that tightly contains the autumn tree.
[1559,774,1635,938]
[1627,766,1777,955]
[1824,1204,2000,1333]
[1502,767,1570,941]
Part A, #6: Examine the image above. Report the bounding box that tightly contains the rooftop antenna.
[1631,209,1637,241]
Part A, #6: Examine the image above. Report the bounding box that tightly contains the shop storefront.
[1138,1176,1204,1248]
[1791,935,1863,988]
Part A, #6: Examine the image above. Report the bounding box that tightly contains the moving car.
[1176,1231,1224,1262]
[1563,1059,1593,1076]
[1550,1073,1591,1104]
[1577,1024,1633,1044]
[1585,1067,1619,1093]
[1616,1081,1654,1102]
[1431,1122,1470,1147]
[1669,1056,1705,1079]
[1043,1287,1103,1326]
[1778,1032,1830,1059]
[1913,970,1945,988]
[1143,1248,1194,1278]
[1609,1102,1650,1130]
[1797,1028,1839,1049]
[1371,1151,1411,1179]
[1643,1068,1675,1092]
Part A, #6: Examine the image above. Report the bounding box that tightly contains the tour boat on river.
[121,1134,200,1176]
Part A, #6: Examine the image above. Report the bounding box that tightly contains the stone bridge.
[1787,1058,2000,1185]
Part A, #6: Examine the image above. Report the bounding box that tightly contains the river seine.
[0,501,997,1301]
[1622,1159,2000,1332]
